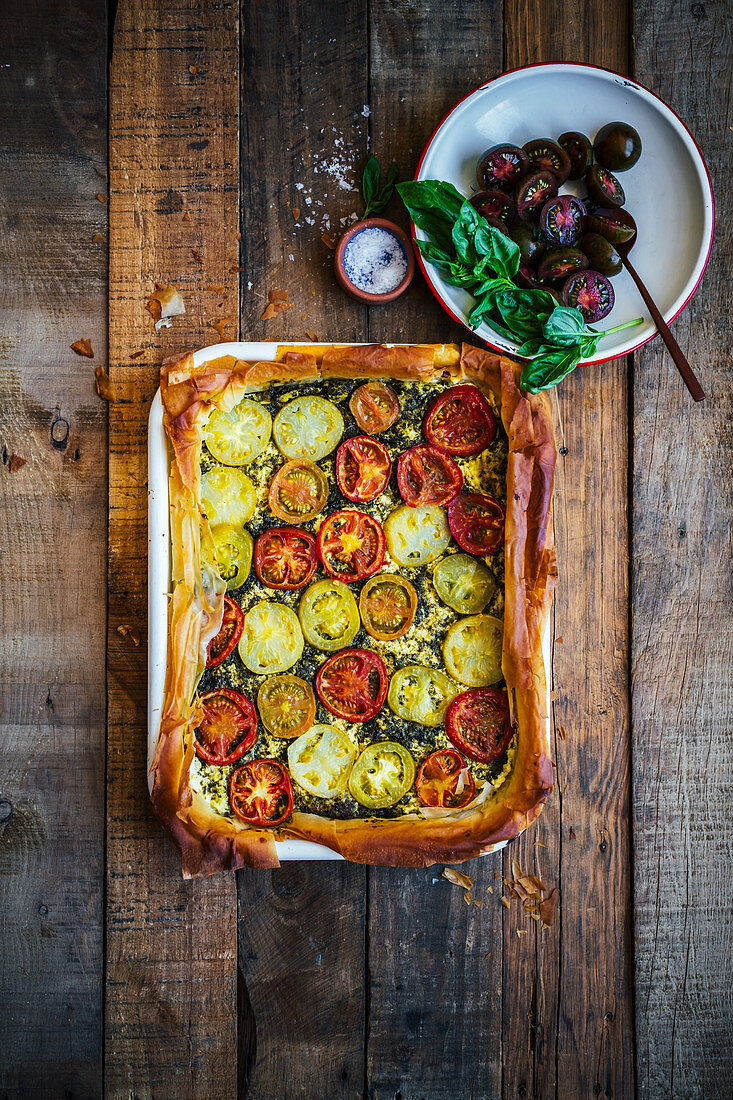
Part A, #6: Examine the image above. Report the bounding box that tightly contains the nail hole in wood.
[0,799,12,824]
[51,415,70,451]
[38,903,48,916]
[559,446,568,456]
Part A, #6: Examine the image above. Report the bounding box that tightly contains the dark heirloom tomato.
[416,749,476,809]
[254,526,317,590]
[359,573,418,641]
[446,688,513,764]
[256,674,316,739]
[268,459,329,524]
[317,509,385,583]
[448,492,505,555]
[194,688,257,766]
[315,648,388,722]
[349,381,400,434]
[397,444,463,508]
[229,758,293,827]
[336,435,392,503]
[206,596,245,668]
[424,385,496,457]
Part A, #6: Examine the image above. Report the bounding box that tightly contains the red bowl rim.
[412,61,716,365]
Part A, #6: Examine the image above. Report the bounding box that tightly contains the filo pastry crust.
[152,342,557,875]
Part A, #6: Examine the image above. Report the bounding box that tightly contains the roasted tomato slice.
[348,741,416,809]
[446,687,513,763]
[349,381,400,434]
[416,749,476,809]
[254,526,317,590]
[315,647,388,722]
[447,492,505,555]
[358,573,417,641]
[424,385,497,457]
[229,758,293,826]
[336,435,392,503]
[194,688,257,766]
[257,674,316,739]
[317,509,385,583]
[206,596,245,668]
[397,444,463,507]
[268,459,329,524]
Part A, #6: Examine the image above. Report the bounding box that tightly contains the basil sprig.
[397,179,641,393]
[362,155,400,218]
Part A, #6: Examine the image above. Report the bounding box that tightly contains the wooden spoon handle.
[623,255,705,401]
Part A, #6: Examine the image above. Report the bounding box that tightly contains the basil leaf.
[520,342,583,392]
[397,179,466,226]
[367,160,400,215]
[542,305,593,345]
[362,155,380,209]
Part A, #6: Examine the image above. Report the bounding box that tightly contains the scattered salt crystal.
[343,227,407,294]
[361,104,371,117]
[295,182,304,190]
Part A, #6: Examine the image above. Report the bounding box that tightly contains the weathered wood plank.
[0,1,108,1095]
[632,3,733,1096]
[365,3,506,1098]
[106,1,240,1095]
[502,5,635,1096]
[236,2,369,1096]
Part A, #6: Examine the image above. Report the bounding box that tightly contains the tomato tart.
[152,341,557,875]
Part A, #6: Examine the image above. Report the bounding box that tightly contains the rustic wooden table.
[1,0,730,1097]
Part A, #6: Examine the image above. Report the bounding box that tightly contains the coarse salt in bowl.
[335,218,415,304]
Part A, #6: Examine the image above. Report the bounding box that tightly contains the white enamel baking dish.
[147,341,552,861]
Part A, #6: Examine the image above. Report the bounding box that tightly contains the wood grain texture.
[107,1,240,1095]
[503,5,635,1097]
[0,1,108,1095]
[366,4,506,1098]
[631,3,733,1096]
[236,3,369,1096]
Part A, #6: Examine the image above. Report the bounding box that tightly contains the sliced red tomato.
[229,758,294,826]
[317,509,385,583]
[194,688,257,766]
[424,385,496,456]
[315,648,388,722]
[446,688,513,763]
[256,674,316,739]
[336,435,392,503]
[397,444,463,507]
[349,381,400,434]
[447,492,505,555]
[268,459,329,524]
[206,596,245,668]
[358,573,417,641]
[254,526,317,590]
[416,749,476,809]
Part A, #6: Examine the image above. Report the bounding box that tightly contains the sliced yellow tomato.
[384,504,451,568]
[348,741,416,809]
[238,601,304,675]
[387,664,460,727]
[287,725,357,798]
[202,464,257,527]
[442,613,503,687]
[273,396,344,461]
[211,525,253,591]
[257,674,316,739]
[432,553,496,614]
[298,579,360,651]
[204,398,272,466]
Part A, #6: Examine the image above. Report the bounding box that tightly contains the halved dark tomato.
[397,444,463,507]
[206,596,245,668]
[446,688,513,763]
[317,509,385,583]
[336,435,392,503]
[349,381,400,434]
[416,749,476,809]
[254,526,317,590]
[194,688,257,766]
[268,459,329,524]
[359,573,417,641]
[315,648,388,722]
[229,758,294,826]
[447,493,505,555]
[257,674,316,739]
[423,385,496,457]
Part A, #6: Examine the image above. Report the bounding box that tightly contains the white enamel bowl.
[414,63,714,363]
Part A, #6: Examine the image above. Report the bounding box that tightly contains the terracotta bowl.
[334,217,415,304]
